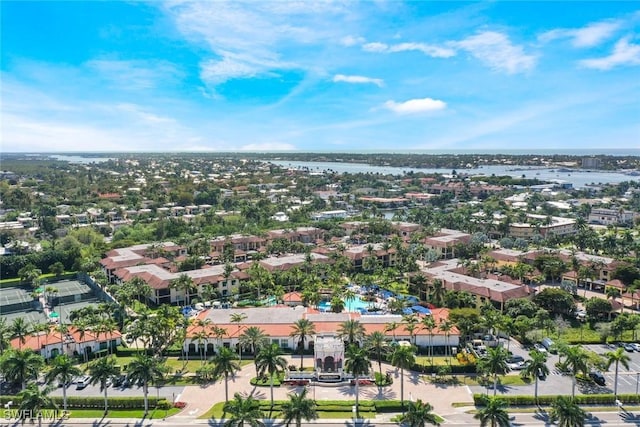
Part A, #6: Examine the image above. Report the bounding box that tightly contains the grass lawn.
[110,356,252,376]
[390,414,445,423]
[414,356,462,366]
[199,402,225,419]
[199,402,378,420]
[68,408,181,419]
[465,375,530,387]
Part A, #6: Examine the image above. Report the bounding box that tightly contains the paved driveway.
[175,355,472,421]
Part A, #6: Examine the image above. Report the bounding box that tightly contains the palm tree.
[239,326,269,376]
[559,345,589,398]
[549,395,586,427]
[211,347,241,403]
[193,330,209,365]
[398,399,440,426]
[390,344,416,413]
[421,316,437,367]
[521,350,549,404]
[18,383,57,427]
[126,354,166,415]
[477,346,509,396]
[11,317,31,350]
[0,317,11,355]
[281,388,318,427]
[222,393,265,427]
[338,319,365,346]
[44,355,81,412]
[289,318,316,370]
[364,331,389,376]
[88,355,120,414]
[474,396,510,427]
[438,319,454,364]
[604,347,631,399]
[170,273,197,306]
[344,344,371,419]
[256,343,287,406]
[430,279,445,307]
[30,323,49,356]
[403,314,419,346]
[230,312,247,337]
[0,348,44,390]
[385,321,400,342]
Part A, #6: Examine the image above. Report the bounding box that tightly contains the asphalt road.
[5,410,640,427]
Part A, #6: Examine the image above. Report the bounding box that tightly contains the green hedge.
[474,394,640,406]
[374,401,406,412]
[0,395,168,410]
[115,347,149,357]
[257,400,392,413]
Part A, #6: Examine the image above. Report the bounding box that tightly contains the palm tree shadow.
[337,385,357,397]
[243,389,267,400]
[408,371,421,385]
[207,418,226,427]
[90,415,111,427]
[361,386,396,400]
[532,407,549,422]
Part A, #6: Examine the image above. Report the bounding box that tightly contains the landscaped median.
[473,393,640,406]
[200,400,418,420]
[0,395,181,419]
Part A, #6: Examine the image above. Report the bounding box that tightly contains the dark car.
[589,371,606,386]
[113,375,126,387]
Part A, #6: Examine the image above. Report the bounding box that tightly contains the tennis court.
[1,310,47,326]
[45,279,94,305]
[0,286,35,313]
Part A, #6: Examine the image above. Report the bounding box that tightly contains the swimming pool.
[318,295,373,313]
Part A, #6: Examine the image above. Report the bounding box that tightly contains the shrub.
[473,394,640,406]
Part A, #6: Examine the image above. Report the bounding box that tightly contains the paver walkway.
[174,355,472,422]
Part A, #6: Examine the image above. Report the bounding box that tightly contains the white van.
[76,376,91,390]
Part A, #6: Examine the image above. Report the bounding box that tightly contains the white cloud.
[86,59,180,90]
[163,2,351,87]
[453,31,536,74]
[340,35,365,47]
[580,37,640,70]
[362,42,390,52]
[384,97,447,114]
[388,42,456,58]
[200,57,262,85]
[239,142,296,151]
[333,74,383,87]
[362,41,455,58]
[539,20,621,47]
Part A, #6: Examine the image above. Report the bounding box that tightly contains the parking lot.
[470,339,640,397]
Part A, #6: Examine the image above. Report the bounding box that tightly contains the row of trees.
[0,349,166,416]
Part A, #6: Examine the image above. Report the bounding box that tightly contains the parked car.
[113,375,126,387]
[541,337,555,352]
[533,343,547,354]
[624,343,635,352]
[631,343,640,352]
[507,355,525,364]
[589,371,606,386]
[76,376,91,390]
[537,368,547,380]
[507,361,526,370]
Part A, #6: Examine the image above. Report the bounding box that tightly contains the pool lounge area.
[317,286,428,315]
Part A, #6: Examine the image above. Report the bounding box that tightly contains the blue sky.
[1,1,639,152]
